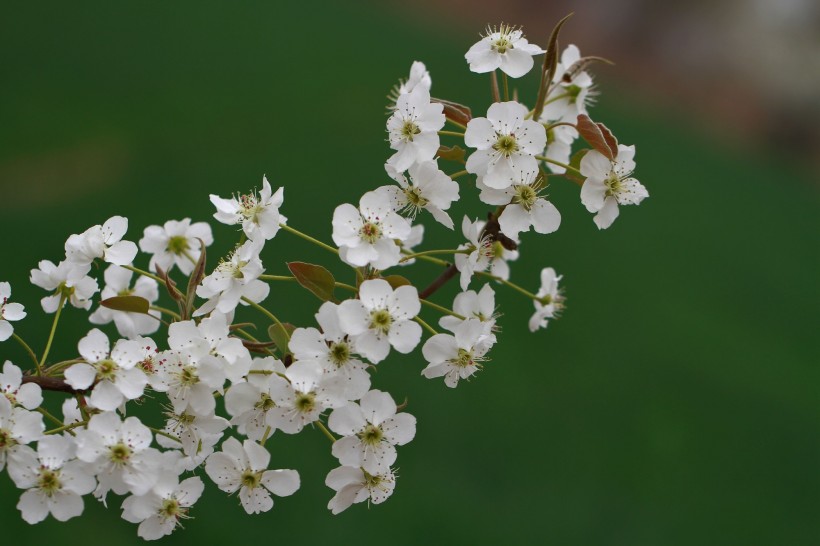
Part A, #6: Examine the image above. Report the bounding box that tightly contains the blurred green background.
[1,2,818,545]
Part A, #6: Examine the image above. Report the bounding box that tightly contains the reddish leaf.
[432,98,472,126]
[576,115,618,160]
[287,262,336,302]
[184,238,207,320]
[533,13,574,121]
[100,296,151,314]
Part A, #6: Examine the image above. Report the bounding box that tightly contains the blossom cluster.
[0,19,646,540]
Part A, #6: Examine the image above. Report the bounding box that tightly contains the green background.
[1,2,817,544]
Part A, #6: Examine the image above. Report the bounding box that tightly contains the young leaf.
[436,145,466,164]
[533,13,574,122]
[268,323,295,356]
[565,148,589,184]
[184,238,207,320]
[432,98,472,126]
[100,295,151,315]
[382,275,411,290]
[576,115,618,160]
[287,262,336,302]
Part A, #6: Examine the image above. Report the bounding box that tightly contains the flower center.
[295,392,316,413]
[492,134,519,157]
[358,424,384,446]
[513,185,538,210]
[400,120,421,142]
[177,366,199,387]
[605,171,623,196]
[359,222,382,244]
[37,468,62,495]
[368,309,393,335]
[492,36,513,54]
[490,240,506,260]
[109,442,132,466]
[239,192,265,223]
[95,359,119,381]
[166,235,190,255]
[0,429,14,451]
[329,342,351,366]
[255,393,276,412]
[451,348,475,368]
[241,469,263,489]
[57,282,75,300]
[159,498,185,520]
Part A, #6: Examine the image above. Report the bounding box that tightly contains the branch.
[22,375,83,394]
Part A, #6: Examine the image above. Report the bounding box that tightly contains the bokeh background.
[1,2,818,544]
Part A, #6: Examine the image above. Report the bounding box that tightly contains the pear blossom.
[265,361,346,434]
[121,476,204,540]
[395,61,431,98]
[63,329,149,412]
[151,351,225,418]
[156,408,228,458]
[210,176,287,241]
[89,265,161,338]
[138,218,213,275]
[477,167,561,240]
[386,86,445,171]
[528,267,565,332]
[454,217,519,291]
[0,361,42,410]
[7,436,96,524]
[328,390,416,474]
[422,319,490,388]
[64,216,138,267]
[380,160,459,229]
[205,437,299,515]
[29,260,98,313]
[332,190,412,270]
[325,465,396,515]
[580,145,648,229]
[337,279,422,364]
[0,282,25,342]
[439,284,498,345]
[0,396,44,471]
[539,45,595,123]
[465,101,547,189]
[224,357,287,441]
[465,24,544,78]
[541,124,577,174]
[166,313,251,383]
[194,238,269,316]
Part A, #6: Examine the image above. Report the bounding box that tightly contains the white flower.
[539,45,595,123]
[328,390,416,474]
[195,238,269,316]
[266,361,346,434]
[541,124,577,174]
[121,476,204,540]
[210,176,287,241]
[580,145,648,230]
[138,218,213,275]
[465,101,547,189]
[394,60,431,98]
[158,409,229,458]
[439,284,498,346]
[0,396,44,471]
[64,216,138,267]
[0,282,25,342]
[454,217,519,291]
[337,279,422,364]
[151,350,225,418]
[29,260,98,313]
[205,437,299,515]
[422,319,490,387]
[528,267,564,332]
[7,436,96,524]
[74,412,161,499]
[0,361,42,410]
[332,190,412,270]
[477,167,561,240]
[386,86,445,171]
[465,24,544,78]
[325,465,396,515]
[89,265,160,338]
[167,313,251,383]
[398,224,424,266]
[224,358,287,441]
[381,160,460,229]
[63,329,149,412]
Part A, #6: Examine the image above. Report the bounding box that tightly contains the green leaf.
[565,148,589,184]
[100,296,151,314]
[287,262,336,302]
[382,275,411,290]
[436,145,466,164]
[268,323,295,356]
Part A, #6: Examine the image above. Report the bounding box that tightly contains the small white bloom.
[580,145,648,230]
[465,24,544,78]
[454,217,519,291]
[64,216,138,267]
[439,284,498,347]
[337,279,422,364]
[205,437,299,515]
[89,265,161,338]
[195,238,269,316]
[138,218,213,275]
[422,319,490,388]
[266,361,346,434]
[210,176,287,241]
[386,86,445,172]
[328,390,416,474]
[29,260,98,313]
[0,282,25,342]
[528,267,565,332]
[121,476,204,540]
[540,45,595,123]
[0,396,44,471]
[465,101,547,189]
[224,357,287,441]
[332,190,412,270]
[381,160,459,229]
[325,465,396,515]
[477,167,561,240]
[541,124,577,175]
[0,361,42,410]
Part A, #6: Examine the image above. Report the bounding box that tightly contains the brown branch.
[22,375,83,394]
[419,264,458,299]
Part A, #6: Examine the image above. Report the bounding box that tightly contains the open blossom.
[63,329,149,412]
[224,357,287,441]
[121,476,204,540]
[328,390,416,474]
[580,145,648,229]
[0,282,25,342]
[0,361,42,410]
[205,437,299,515]
[528,267,565,332]
[439,284,498,345]
[454,217,519,291]
[7,435,96,524]
[539,44,595,124]
[138,218,213,275]
[386,85,445,171]
[29,260,98,313]
[89,265,160,338]
[542,124,577,175]
[477,167,561,240]
[266,361,346,434]
[465,24,544,78]
[337,279,422,364]
[465,101,547,189]
[210,176,286,241]
[332,190,412,270]
[325,465,396,515]
[422,319,490,388]
[64,216,138,267]
[381,160,459,229]
[0,396,44,471]
[195,238,269,316]
[397,61,431,97]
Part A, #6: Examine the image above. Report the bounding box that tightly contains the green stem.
[122,264,166,286]
[315,420,336,443]
[149,427,182,444]
[45,420,87,435]
[242,297,289,340]
[449,170,469,180]
[260,426,272,446]
[502,72,510,101]
[543,91,572,106]
[12,333,39,369]
[44,358,85,375]
[477,271,542,301]
[36,407,65,427]
[543,121,577,132]
[150,305,182,321]
[490,70,501,103]
[400,248,467,263]
[39,294,66,372]
[535,155,583,178]
[420,299,465,319]
[414,316,438,336]
[259,274,298,283]
[279,224,338,255]
[446,118,468,131]
[438,130,465,138]
[335,282,357,293]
